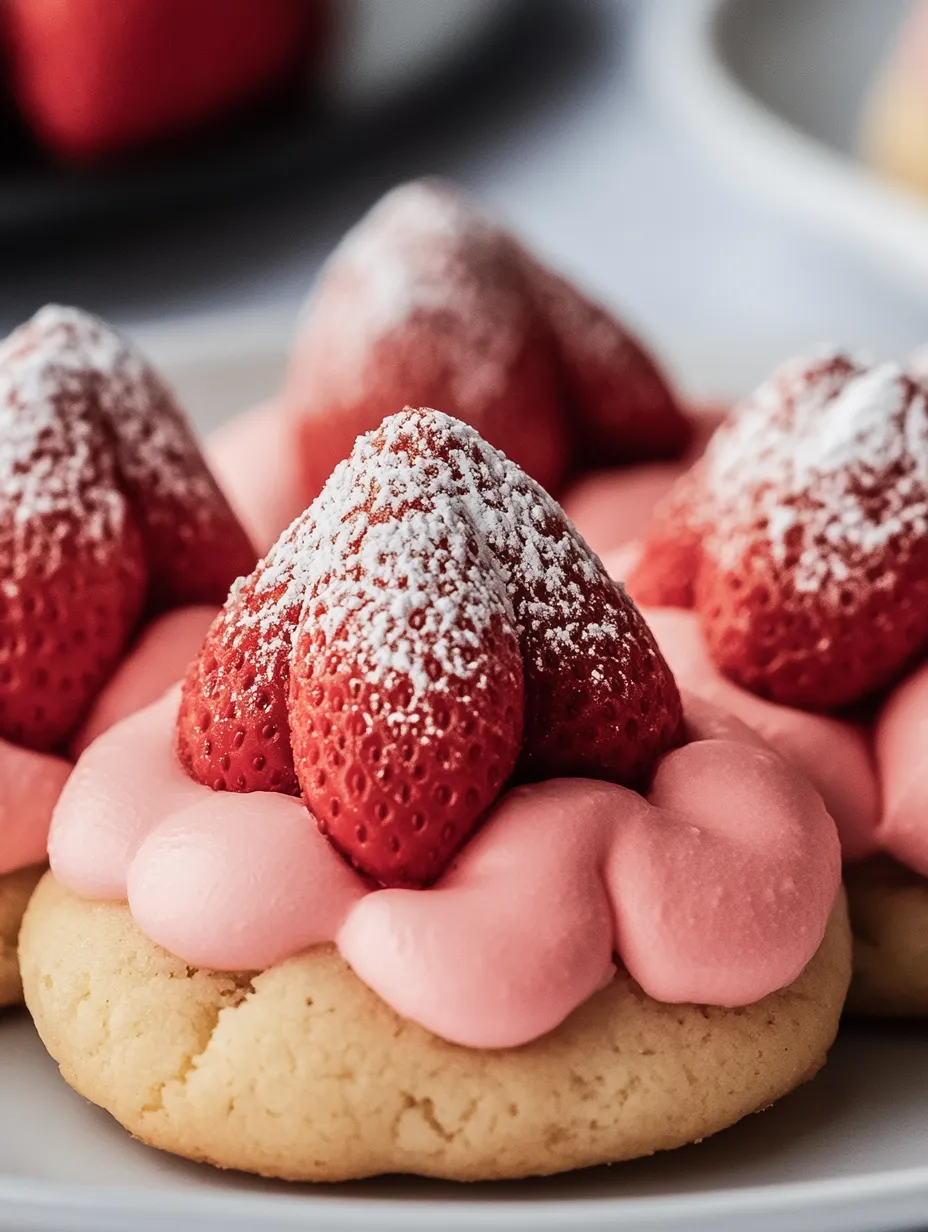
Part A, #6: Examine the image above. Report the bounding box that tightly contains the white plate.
[4,322,928,1232]
[641,0,928,304]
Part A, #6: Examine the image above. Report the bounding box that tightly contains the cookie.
[20,875,851,1182]
[845,857,928,1015]
[0,864,43,1007]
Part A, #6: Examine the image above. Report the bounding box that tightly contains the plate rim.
[5,1160,928,1231]
[639,0,928,302]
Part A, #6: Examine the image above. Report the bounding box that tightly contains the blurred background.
[2,0,928,422]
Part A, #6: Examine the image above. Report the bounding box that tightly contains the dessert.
[21,410,848,1180]
[0,304,256,1005]
[211,179,695,552]
[628,351,928,1013]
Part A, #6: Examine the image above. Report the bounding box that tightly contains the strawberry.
[6,0,325,161]
[177,409,683,887]
[527,261,691,468]
[0,322,148,750]
[625,461,708,608]
[281,179,687,515]
[283,179,570,502]
[0,305,256,752]
[175,547,309,799]
[23,307,256,609]
[635,351,928,710]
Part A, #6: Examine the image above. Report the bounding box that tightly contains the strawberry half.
[633,352,928,711]
[283,179,570,501]
[22,307,256,609]
[0,305,256,752]
[282,179,688,507]
[177,409,683,886]
[528,261,691,468]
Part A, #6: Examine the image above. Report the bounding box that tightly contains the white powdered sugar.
[299,180,535,418]
[24,306,221,526]
[705,352,928,594]
[0,322,129,550]
[224,408,624,711]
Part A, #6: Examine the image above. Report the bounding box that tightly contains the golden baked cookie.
[0,865,44,1008]
[846,857,928,1015]
[20,874,852,1182]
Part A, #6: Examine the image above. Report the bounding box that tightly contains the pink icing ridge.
[72,606,218,758]
[207,400,307,556]
[642,608,880,860]
[874,660,928,876]
[49,689,840,1049]
[0,744,70,875]
[1,607,218,878]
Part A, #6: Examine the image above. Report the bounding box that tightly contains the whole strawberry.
[282,180,689,505]
[632,351,928,711]
[177,409,683,887]
[0,305,256,751]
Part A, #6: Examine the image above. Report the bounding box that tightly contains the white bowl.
[641,0,928,304]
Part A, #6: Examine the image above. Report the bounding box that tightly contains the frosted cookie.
[22,410,848,1178]
[22,875,849,1182]
[0,305,256,1006]
[629,350,928,1014]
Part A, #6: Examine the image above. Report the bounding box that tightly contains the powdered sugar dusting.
[24,306,221,527]
[222,408,651,712]
[0,324,130,551]
[705,351,928,595]
[298,180,536,418]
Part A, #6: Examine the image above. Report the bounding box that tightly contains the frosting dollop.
[49,689,840,1049]
[874,660,928,875]
[0,607,218,877]
[642,608,880,859]
[0,743,70,875]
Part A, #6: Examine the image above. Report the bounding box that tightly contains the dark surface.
[0,0,537,245]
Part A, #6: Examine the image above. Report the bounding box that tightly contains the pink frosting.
[643,608,880,859]
[0,607,218,877]
[562,405,726,557]
[72,606,217,757]
[208,400,308,555]
[49,689,840,1049]
[874,660,928,875]
[0,744,70,875]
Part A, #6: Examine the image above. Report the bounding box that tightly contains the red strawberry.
[175,544,309,799]
[283,179,570,502]
[0,324,148,750]
[527,261,691,467]
[638,351,928,710]
[22,307,257,609]
[6,0,325,161]
[177,408,683,887]
[281,179,688,516]
[0,305,256,752]
[625,461,708,608]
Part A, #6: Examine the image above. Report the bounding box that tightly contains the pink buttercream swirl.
[643,607,928,877]
[48,689,840,1049]
[0,607,216,878]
